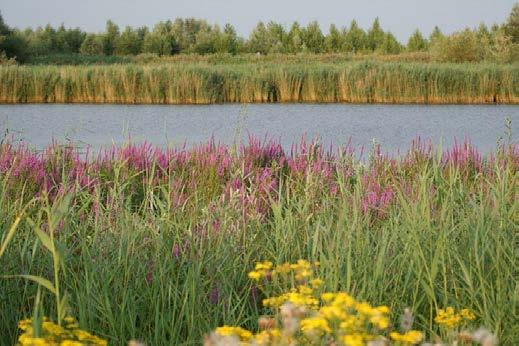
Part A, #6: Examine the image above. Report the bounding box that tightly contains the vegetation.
[0,3,518,64]
[0,134,517,344]
[205,260,492,345]
[0,60,517,104]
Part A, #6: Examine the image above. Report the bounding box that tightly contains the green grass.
[25,53,135,66]
[0,60,517,104]
[0,138,516,345]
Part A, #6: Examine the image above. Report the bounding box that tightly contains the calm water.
[0,104,518,154]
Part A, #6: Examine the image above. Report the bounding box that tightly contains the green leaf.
[58,292,69,320]
[0,214,22,260]
[2,274,56,295]
[27,217,58,258]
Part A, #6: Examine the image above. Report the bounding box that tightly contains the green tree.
[429,26,444,46]
[215,23,238,54]
[505,2,519,43]
[116,26,141,55]
[103,20,120,55]
[379,32,402,54]
[324,24,343,53]
[25,26,53,55]
[490,27,515,62]
[286,22,304,53]
[432,29,480,62]
[248,22,270,54]
[143,22,179,56]
[476,23,492,42]
[407,29,428,51]
[193,26,218,54]
[266,22,286,53]
[55,24,70,52]
[343,20,366,53]
[0,12,28,62]
[475,23,493,61]
[302,21,324,53]
[80,34,104,55]
[367,18,385,51]
[64,28,86,53]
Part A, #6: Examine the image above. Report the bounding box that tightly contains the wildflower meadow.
[0,134,516,345]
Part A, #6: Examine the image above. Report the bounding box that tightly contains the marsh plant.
[205,259,497,346]
[0,135,516,344]
[0,61,517,104]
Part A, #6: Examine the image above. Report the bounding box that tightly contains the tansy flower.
[341,333,364,346]
[248,271,261,281]
[215,326,253,341]
[460,309,476,320]
[390,330,424,344]
[310,278,324,287]
[300,317,331,334]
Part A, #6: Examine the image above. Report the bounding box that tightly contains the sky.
[1,0,516,42]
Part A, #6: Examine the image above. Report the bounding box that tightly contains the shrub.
[431,29,480,63]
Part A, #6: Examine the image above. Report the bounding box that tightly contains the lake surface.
[0,104,518,154]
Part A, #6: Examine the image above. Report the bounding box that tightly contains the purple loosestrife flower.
[209,286,220,305]
[172,244,181,259]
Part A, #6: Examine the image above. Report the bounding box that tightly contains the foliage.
[344,20,367,53]
[367,18,385,51]
[302,21,325,53]
[0,10,517,63]
[505,2,519,43]
[115,26,144,55]
[102,20,119,56]
[407,30,428,52]
[205,260,494,345]
[0,137,516,344]
[379,32,402,54]
[79,34,104,56]
[142,21,179,56]
[431,29,480,63]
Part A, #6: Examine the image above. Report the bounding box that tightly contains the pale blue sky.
[1,0,516,41]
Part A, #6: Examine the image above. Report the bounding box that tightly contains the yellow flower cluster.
[206,260,481,346]
[247,261,273,281]
[215,326,253,340]
[298,292,393,344]
[17,317,107,346]
[390,330,424,344]
[247,259,319,283]
[300,316,331,335]
[209,326,283,345]
[262,285,319,309]
[434,307,476,329]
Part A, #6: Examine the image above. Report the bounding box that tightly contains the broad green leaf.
[27,218,57,257]
[2,274,56,295]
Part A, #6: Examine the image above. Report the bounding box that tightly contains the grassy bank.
[0,137,517,344]
[0,61,518,104]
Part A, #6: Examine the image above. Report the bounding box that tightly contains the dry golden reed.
[0,61,517,104]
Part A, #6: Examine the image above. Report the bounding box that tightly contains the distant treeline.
[0,3,518,63]
[0,61,517,104]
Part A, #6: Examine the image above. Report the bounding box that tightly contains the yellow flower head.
[300,317,331,335]
[248,271,261,281]
[390,330,424,344]
[310,278,324,288]
[341,333,365,346]
[215,326,253,341]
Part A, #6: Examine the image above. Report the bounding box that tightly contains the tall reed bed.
[0,61,517,104]
[0,136,517,344]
